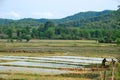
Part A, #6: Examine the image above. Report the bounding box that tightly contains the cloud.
[8,11,20,18]
[0,11,21,19]
[32,12,54,18]
[0,11,55,19]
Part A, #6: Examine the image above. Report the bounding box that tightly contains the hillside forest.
[0,9,120,43]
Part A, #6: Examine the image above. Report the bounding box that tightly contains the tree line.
[0,9,120,44]
[0,21,120,44]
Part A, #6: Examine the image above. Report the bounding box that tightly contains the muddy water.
[0,66,70,75]
[0,61,82,68]
[0,56,116,75]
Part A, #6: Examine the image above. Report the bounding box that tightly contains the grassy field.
[0,73,93,80]
[0,39,120,80]
[0,39,116,47]
[0,39,119,57]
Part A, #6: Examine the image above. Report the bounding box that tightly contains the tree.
[16,29,22,42]
[6,28,14,42]
[44,21,55,39]
[45,27,55,39]
[44,21,55,30]
[24,35,31,42]
[118,5,120,9]
[116,38,120,45]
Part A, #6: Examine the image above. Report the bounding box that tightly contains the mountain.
[58,10,113,23]
[58,10,120,29]
[0,9,120,40]
[0,19,13,25]
[0,10,119,29]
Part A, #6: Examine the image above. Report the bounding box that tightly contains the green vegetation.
[0,39,119,55]
[116,38,120,45]
[0,9,120,43]
[0,73,92,80]
[116,63,120,80]
[0,39,119,57]
[0,8,120,80]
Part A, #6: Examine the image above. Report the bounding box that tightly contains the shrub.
[116,38,120,45]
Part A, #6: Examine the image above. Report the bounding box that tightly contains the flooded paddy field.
[0,40,119,80]
[0,55,118,80]
[0,56,116,75]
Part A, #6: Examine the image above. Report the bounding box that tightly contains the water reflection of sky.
[0,66,69,75]
[0,56,117,68]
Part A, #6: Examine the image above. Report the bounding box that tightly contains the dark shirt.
[102,58,107,67]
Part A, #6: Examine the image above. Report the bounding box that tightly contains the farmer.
[111,59,116,66]
[101,58,107,68]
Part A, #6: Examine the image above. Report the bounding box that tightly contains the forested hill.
[0,10,113,26]
[57,10,112,23]
[0,9,120,42]
[58,10,119,28]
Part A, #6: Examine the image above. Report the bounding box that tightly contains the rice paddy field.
[0,39,120,80]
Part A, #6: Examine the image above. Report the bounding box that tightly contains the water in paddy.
[0,56,116,75]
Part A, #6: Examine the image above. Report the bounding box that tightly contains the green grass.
[0,72,96,80]
[0,39,119,57]
[0,46,119,58]
[0,39,116,48]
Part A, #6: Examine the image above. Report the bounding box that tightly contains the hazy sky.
[0,0,119,19]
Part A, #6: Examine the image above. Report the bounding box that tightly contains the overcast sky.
[0,0,119,19]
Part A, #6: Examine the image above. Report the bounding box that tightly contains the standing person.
[101,58,107,68]
[111,59,116,66]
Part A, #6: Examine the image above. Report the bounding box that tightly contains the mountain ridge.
[0,10,113,25]
[0,9,120,41]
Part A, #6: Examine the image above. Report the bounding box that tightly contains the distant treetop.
[118,5,120,9]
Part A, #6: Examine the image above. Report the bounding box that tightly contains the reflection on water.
[0,56,117,74]
[0,66,70,75]
[0,61,82,68]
